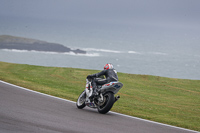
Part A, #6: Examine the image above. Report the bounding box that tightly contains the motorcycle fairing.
[100,81,123,94]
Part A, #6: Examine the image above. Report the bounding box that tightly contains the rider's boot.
[89,87,98,100]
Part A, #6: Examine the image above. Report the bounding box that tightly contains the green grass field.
[0,61,199,131]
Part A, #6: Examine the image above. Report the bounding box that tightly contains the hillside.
[0,35,86,54]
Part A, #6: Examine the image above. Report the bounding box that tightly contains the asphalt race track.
[0,80,199,133]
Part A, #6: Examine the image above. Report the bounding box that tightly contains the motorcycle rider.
[87,63,118,99]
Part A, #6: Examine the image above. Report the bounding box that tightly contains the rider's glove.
[87,75,92,79]
[87,74,97,79]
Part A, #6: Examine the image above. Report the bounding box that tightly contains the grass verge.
[0,61,199,131]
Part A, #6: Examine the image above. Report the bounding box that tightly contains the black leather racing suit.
[88,69,118,92]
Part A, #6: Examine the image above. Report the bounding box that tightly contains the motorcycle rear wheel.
[76,91,86,109]
[97,92,115,114]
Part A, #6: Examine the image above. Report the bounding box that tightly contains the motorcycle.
[76,78,123,114]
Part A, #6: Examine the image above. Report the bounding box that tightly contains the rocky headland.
[0,35,86,54]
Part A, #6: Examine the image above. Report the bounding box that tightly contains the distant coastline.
[0,35,86,54]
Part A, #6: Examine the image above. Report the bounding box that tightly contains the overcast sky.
[1,0,200,26]
[0,0,200,49]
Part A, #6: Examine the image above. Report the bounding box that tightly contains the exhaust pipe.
[115,95,120,102]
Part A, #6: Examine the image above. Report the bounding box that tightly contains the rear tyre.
[76,91,86,109]
[97,92,115,114]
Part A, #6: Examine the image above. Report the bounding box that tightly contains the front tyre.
[97,92,115,114]
[76,91,86,109]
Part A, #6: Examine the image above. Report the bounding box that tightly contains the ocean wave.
[1,49,100,57]
[2,48,167,57]
[82,48,122,53]
[128,51,141,54]
[75,47,168,56]
[2,49,29,53]
[63,52,100,57]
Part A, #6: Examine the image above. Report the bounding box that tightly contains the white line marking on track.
[0,80,76,104]
[0,80,199,133]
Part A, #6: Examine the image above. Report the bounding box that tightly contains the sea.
[0,16,200,80]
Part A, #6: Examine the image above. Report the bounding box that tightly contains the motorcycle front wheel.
[76,91,86,109]
[97,92,115,114]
